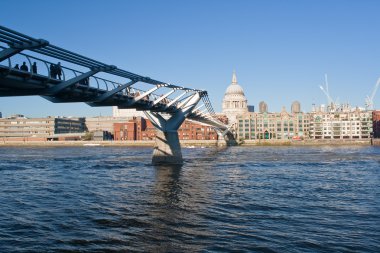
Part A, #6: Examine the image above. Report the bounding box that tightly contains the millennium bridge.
[0,25,235,164]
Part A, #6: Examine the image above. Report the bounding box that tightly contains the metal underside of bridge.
[0,25,235,164]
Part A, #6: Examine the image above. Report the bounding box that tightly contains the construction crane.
[365,77,380,110]
[319,74,337,111]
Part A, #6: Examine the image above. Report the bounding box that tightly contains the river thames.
[0,146,379,252]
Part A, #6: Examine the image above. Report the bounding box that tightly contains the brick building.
[114,117,148,140]
[114,117,218,141]
[178,121,218,140]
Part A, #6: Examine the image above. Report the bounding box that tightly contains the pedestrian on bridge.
[14,64,19,70]
[50,64,57,79]
[20,62,28,72]
[56,62,62,80]
[32,62,37,74]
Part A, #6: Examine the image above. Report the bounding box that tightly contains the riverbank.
[0,140,221,147]
[241,139,372,146]
[0,139,376,147]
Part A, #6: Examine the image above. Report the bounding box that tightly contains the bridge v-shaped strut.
[144,92,202,165]
[0,39,49,62]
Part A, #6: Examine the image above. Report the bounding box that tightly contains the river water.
[0,146,379,252]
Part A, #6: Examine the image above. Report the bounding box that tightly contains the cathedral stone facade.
[222,71,248,124]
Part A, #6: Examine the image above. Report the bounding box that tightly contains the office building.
[0,115,85,140]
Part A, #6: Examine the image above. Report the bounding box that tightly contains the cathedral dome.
[224,71,246,96]
[222,71,248,124]
[225,82,245,96]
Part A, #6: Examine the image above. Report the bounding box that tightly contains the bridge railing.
[0,45,183,106]
[0,45,119,89]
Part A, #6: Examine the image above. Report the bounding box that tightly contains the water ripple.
[0,146,379,252]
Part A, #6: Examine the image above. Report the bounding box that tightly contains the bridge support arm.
[0,48,22,62]
[166,92,202,130]
[0,39,49,62]
[166,91,187,107]
[132,85,160,103]
[144,92,202,165]
[153,90,175,105]
[94,80,137,102]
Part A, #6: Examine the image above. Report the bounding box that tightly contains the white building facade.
[112,107,145,118]
[309,110,373,139]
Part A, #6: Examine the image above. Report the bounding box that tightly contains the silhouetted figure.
[56,62,62,80]
[50,64,57,78]
[20,62,28,72]
[14,64,19,69]
[32,62,37,74]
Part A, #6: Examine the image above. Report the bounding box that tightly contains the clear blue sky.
[1,0,380,117]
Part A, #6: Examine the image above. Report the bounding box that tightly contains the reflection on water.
[0,146,379,252]
[154,164,183,207]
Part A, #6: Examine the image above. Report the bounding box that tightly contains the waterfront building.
[112,107,145,118]
[114,117,148,141]
[236,104,310,140]
[92,131,113,141]
[0,115,85,140]
[113,117,218,141]
[222,71,248,124]
[309,109,373,139]
[85,116,132,134]
[177,121,218,140]
[372,110,380,138]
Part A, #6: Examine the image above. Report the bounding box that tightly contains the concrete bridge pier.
[152,130,183,165]
[216,130,239,147]
[144,92,202,165]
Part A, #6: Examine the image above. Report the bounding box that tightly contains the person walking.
[50,64,56,78]
[56,62,62,80]
[20,62,28,72]
[32,62,37,74]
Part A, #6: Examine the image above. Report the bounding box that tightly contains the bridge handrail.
[0,45,123,88]
[0,25,203,93]
[0,46,180,105]
[1,45,192,108]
